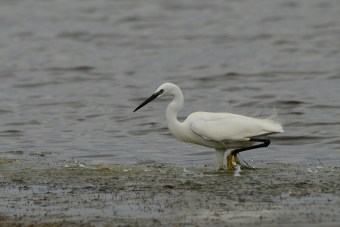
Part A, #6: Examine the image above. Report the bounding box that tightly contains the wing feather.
[189,112,283,142]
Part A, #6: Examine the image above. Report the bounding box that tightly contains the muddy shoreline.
[0,157,339,227]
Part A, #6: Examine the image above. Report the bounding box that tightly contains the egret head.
[133,83,177,112]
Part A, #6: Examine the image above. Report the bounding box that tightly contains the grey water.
[0,0,339,166]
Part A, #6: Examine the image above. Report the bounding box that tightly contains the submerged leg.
[215,149,226,170]
[231,138,270,156]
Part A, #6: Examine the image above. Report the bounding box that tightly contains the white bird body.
[134,82,283,170]
[180,112,282,148]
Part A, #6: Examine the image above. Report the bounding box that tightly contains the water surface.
[0,0,339,166]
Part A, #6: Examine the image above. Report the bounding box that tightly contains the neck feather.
[166,87,184,129]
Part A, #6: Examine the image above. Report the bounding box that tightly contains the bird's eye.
[159,89,164,94]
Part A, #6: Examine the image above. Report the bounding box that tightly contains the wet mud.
[0,158,339,226]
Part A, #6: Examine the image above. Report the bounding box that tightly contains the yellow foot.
[226,153,235,171]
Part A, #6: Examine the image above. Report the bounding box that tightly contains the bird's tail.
[265,107,284,132]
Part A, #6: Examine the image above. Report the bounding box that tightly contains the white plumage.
[134,82,283,170]
[190,112,283,141]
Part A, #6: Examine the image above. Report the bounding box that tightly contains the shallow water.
[0,0,340,166]
[0,160,339,226]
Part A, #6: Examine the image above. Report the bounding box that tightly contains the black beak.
[133,90,163,112]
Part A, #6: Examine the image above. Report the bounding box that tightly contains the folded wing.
[190,112,283,142]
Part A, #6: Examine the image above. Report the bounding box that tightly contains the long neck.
[166,87,184,132]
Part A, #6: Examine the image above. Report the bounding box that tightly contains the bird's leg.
[231,152,253,169]
[226,151,235,171]
[234,154,254,169]
[226,139,270,170]
[233,153,241,165]
[215,149,225,170]
[227,150,251,171]
[231,138,270,155]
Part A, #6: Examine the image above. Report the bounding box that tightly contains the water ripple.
[0,0,339,164]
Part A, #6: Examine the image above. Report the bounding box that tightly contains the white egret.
[133,83,283,171]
